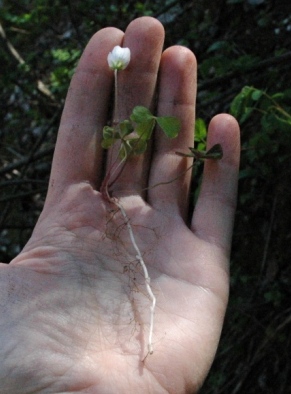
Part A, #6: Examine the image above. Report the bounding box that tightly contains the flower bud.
[107,46,131,71]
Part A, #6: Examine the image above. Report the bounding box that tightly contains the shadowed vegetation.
[1,1,290,392]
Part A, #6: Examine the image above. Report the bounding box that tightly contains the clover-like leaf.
[101,138,119,149]
[135,118,155,141]
[130,106,154,123]
[156,116,181,138]
[103,126,116,140]
[127,138,148,155]
[119,119,134,138]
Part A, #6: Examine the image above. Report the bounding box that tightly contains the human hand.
[0,17,240,394]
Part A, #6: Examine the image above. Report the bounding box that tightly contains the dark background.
[1,1,291,392]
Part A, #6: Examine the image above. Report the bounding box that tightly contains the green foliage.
[202,84,291,394]
[102,106,181,160]
[130,106,156,141]
[194,118,207,151]
[230,86,291,178]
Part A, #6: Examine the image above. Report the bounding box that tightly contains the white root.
[114,199,156,355]
[108,65,155,355]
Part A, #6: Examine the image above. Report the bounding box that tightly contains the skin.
[0,17,240,394]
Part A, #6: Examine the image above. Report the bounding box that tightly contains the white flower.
[107,46,131,71]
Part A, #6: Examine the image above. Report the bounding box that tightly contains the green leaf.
[230,92,244,118]
[135,118,155,140]
[207,40,229,53]
[205,144,223,159]
[101,138,119,149]
[189,144,223,160]
[230,86,258,123]
[103,126,115,140]
[240,107,255,124]
[119,120,134,138]
[251,89,263,101]
[177,144,223,160]
[130,106,155,140]
[156,116,181,138]
[195,118,207,142]
[127,138,148,155]
[271,93,284,101]
[130,106,154,123]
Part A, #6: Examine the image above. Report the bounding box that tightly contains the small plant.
[101,46,181,199]
[102,45,223,356]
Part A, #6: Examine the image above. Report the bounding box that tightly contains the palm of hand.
[5,185,227,393]
[0,17,239,394]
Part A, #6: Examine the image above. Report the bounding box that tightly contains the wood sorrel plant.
[102,46,181,199]
[101,45,181,356]
[101,45,223,356]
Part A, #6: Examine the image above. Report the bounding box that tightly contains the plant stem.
[114,69,118,125]
[114,199,156,355]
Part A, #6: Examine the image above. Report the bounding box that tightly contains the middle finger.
[106,17,165,197]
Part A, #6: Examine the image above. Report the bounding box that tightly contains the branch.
[0,188,47,203]
[0,147,54,177]
[0,21,25,64]
[0,21,55,100]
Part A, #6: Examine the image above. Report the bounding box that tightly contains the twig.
[259,193,277,279]
[0,179,47,188]
[0,188,47,203]
[0,21,55,100]
[0,147,54,177]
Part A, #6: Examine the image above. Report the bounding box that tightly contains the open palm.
[0,17,240,394]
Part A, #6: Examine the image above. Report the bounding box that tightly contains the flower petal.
[107,45,131,70]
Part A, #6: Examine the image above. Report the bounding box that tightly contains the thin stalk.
[102,69,123,199]
[114,68,118,125]
[100,155,127,198]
